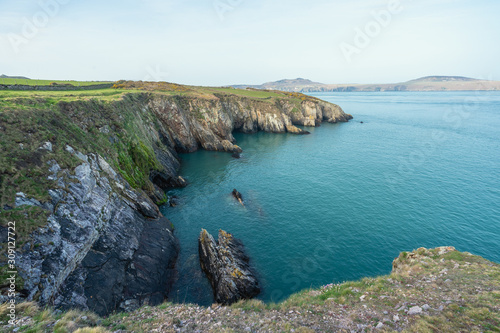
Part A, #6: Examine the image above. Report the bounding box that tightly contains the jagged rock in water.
[232,189,244,206]
[169,195,180,207]
[198,229,260,305]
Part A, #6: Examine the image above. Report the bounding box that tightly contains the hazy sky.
[1,0,499,85]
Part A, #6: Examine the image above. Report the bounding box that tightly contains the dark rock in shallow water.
[169,195,180,207]
[231,152,241,159]
[232,189,244,206]
[198,229,260,305]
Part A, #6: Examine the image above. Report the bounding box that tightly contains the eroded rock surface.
[199,229,260,305]
[14,151,178,315]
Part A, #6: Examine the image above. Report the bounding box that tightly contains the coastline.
[0,84,352,315]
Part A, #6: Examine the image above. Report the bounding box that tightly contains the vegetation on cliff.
[1,247,499,332]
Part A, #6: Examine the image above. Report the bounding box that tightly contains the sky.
[0,0,499,86]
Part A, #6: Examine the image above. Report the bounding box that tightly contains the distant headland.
[232,76,500,92]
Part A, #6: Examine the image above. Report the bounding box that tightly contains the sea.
[162,91,500,305]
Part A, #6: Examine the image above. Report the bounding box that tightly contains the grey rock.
[199,229,260,305]
[408,305,423,315]
[39,141,53,152]
[65,145,75,154]
[99,125,110,134]
[47,160,61,180]
[15,194,42,208]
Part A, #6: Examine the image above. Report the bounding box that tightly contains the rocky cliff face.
[199,229,260,305]
[13,149,178,316]
[1,89,351,315]
[147,93,352,154]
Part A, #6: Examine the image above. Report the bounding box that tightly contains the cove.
[163,91,500,305]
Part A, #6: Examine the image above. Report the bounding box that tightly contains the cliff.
[0,83,352,315]
[2,247,499,332]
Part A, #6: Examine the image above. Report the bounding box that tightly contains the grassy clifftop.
[1,246,499,332]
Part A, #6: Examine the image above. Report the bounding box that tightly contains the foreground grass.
[1,247,498,332]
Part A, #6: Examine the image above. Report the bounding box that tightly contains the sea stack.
[198,229,260,305]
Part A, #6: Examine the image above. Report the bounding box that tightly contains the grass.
[0,89,129,104]
[206,87,285,99]
[110,80,321,106]
[0,302,108,332]
[0,78,113,87]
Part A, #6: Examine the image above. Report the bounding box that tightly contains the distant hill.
[231,76,500,92]
[0,74,30,80]
[406,76,479,83]
[233,78,325,91]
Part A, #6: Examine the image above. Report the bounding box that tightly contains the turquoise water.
[163,92,500,305]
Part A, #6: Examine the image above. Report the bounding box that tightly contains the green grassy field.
[0,77,113,86]
[0,79,318,106]
[0,89,131,107]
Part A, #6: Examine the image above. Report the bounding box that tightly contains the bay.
[163,91,500,305]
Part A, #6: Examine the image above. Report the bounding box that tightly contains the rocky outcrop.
[198,229,260,305]
[13,149,178,316]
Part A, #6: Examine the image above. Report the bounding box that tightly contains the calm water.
[163,92,500,305]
